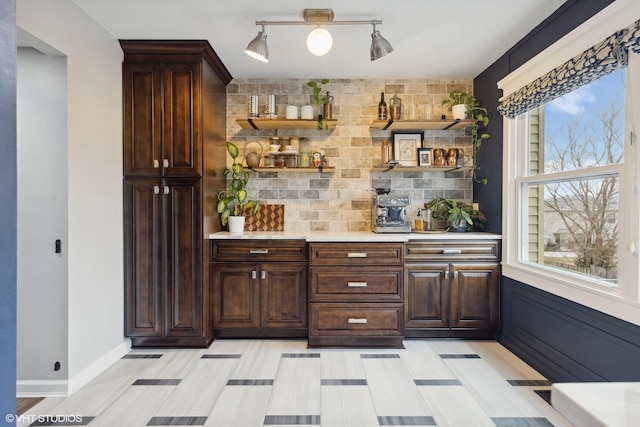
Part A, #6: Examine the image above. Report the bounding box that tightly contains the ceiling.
[69,0,567,80]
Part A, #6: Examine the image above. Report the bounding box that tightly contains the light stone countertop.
[209,230,501,242]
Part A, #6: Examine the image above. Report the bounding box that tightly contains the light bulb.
[307,28,333,56]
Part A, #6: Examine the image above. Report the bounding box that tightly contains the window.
[499,2,640,323]
[521,69,625,288]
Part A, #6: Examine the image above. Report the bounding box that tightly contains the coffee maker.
[372,194,412,233]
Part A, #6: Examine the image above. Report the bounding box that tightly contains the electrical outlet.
[473,203,479,211]
[54,361,61,371]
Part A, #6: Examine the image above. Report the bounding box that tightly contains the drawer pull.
[250,249,269,254]
[442,249,462,254]
[347,318,368,324]
[347,281,368,287]
[347,252,367,258]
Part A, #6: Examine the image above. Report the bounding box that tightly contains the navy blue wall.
[472,0,640,383]
[500,278,640,382]
[0,0,17,423]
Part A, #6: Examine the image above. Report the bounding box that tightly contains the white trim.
[16,380,68,398]
[498,0,640,97]
[16,339,131,397]
[68,339,131,395]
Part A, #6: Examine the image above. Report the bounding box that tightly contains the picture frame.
[392,132,423,166]
[418,148,432,166]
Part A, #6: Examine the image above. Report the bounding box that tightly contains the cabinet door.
[124,178,163,337]
[404,263,449,329]
[123,63,163,177]
[450,263,499,330]
[261,262,307,329]
[162,62,202,177]
[164,178,203,337]
[212,262,260,329]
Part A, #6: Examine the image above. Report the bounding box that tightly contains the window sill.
[502,263,640,327]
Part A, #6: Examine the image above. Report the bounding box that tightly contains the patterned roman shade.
[498,19,640,118]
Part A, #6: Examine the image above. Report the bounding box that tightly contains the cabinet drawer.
[310,303,403,336]
[309,267,402,301]
[309,243,403,266]
[211,239,307,262]
[405,240,500,262]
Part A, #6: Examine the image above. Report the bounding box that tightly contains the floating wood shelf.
[247,167,335,173]
[369,119,471,131]
[370,165,473,173]
[236,118,338,130]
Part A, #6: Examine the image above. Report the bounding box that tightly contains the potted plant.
[441,92,491,185]
[217,141,260,233]
[441,92,470,120]
[306,79,330,129]
[425,197,486,232]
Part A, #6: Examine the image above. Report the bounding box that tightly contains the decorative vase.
[451,104,467,120]
[228,216,245,234]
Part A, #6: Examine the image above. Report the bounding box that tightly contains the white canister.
[286,105,299,119]
[301,105,314,120]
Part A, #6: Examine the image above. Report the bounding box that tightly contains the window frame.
[499,0,640,326]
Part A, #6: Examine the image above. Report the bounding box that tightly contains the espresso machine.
[372,194,412,233]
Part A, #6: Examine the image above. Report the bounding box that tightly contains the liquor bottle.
[378,92,387,120]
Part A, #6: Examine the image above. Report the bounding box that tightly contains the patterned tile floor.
[18,339,574,427]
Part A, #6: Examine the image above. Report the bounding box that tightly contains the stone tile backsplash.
[226,79,473,232]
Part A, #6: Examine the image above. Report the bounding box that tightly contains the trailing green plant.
[425,197,486,231]
[441,92,491,185]
[216,141,259,226]
[306,79,330,129]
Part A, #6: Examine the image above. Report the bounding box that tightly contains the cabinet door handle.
[163,159,169,168]
[164,185,169,195]
[153,185,160,194]
[250,249,269,254]
[443,249,462,254]
[348,318,368,324]
[261,270,266,279]
[251,270,257,279]
[153,159,159,169]
[347,252,367,258]
[347,281,368,287]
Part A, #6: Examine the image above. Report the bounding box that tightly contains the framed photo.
[392,132,424,166]
[418,148,432,166]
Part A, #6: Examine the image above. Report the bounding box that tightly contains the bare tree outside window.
[541,100,623,282]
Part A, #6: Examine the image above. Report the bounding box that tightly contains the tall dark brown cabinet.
[121,40,232,347]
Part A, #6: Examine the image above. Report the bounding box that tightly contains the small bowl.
[269,144,280,152]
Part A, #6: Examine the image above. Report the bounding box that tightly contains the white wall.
[17,0,127,394]
[17,47,69,383]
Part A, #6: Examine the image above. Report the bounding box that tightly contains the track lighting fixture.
[244,9,393,62]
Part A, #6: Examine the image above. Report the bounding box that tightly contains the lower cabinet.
[210,240,308,338]
[404,240,500,338]
[308,243,404,347]
[124,177,208,347]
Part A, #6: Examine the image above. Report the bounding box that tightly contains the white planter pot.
[451,104,467,120]
[228,216,245,234]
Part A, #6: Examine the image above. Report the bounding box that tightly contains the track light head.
[370,24,393,61]
[245,26,269,62]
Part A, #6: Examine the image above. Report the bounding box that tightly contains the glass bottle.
[378,92,387,120]
[414,209,424,231]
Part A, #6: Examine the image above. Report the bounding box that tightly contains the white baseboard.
[16,380,68,398]
[17,339,131,397]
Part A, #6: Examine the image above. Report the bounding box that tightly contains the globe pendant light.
[307,27,333,56]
